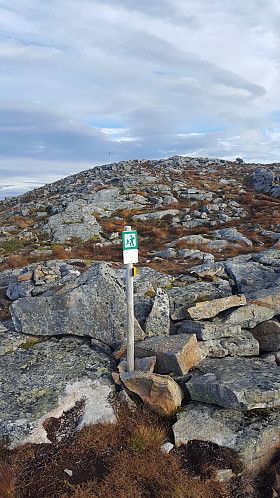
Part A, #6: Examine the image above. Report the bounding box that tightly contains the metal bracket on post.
[122,225,138,372]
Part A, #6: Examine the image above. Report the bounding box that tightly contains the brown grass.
[0,404,232,498]
[177,239,188,250]
[0,254,31,270]
[0,462,15,496]
[52,245,71,259]
[12,217,34,229]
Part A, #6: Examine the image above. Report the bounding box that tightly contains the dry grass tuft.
[0,404,233,498]
[0,461,15,497]
[0,254,31,270]
[52,245,71,259]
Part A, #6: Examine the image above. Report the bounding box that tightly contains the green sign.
[122,231,138,250]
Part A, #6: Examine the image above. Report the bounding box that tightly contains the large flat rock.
[213,303,274,329]
[177,320,242,340]
[173,402,280,472]
[225,259,280,299]
[167,279,232,321]
[10,262,144,349]
[0,336,115,447]
[186,357,280,410]
[205,330,259,357]
[42,205,102,243]
[184,294,246,320]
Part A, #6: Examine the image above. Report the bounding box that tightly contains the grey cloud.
[0,107,122,161]
[101,0,200,28]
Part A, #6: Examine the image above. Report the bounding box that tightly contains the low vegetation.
[0,402,278,497]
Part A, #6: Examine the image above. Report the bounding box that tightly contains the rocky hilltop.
[1,156,280,490]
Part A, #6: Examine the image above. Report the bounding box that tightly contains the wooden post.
[124,225,134,371]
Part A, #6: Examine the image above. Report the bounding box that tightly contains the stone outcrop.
[225,259,280,299]
[185,357,280,410]
[0,335,115,446]
[215,303,274,329]
[205,330,259,357]
[212,227,253,247]
[10,262,144,348]
[177,320,242,340]
[6,260,83,300]
[249,167,280,198]
[2,155,280,483]
[173,402,280,472]
[42,204,102,243]
[119,371,183,417]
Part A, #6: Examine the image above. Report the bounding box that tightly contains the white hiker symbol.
[126,234,135,247]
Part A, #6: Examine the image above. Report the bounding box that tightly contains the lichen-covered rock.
[135,334,206,375]
[177,320,242,340]
[0,336,115,446]
[167,279,232,321]
[225,260,280,299]
[42,204,103,243]
[120,371,183,417]
[250,287,280,314]
[183,294,246,320]
[131,209,180,222]
[10,262,145,348]
[205,330,259,357]
[216,304,274,329]
[6,261,82,300]
[186,357,280,410]
[145,288,170,336]
[212,227,252,246]
[173,402,280,472]
[189,261,225,278]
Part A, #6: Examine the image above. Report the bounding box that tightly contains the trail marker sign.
[122,230,138,264]
[122,225,138,371]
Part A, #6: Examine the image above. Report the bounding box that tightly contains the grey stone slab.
[225,260,280,299]
[215,304,275,329]
[212,227,252,247]
[206,330,259,357]
[173,402,280,472]
[0,336,115,446]
[189,261,225,278]
[145,288,170,337]
[10,262,145,349]
[167,279,232,321]
[177,320,242,340]
[42,206,102,243]
[135,333,203,376]
[154,248,177,259]
[251,249,280,267]
[131,209,180,221]
[186,357,280,410]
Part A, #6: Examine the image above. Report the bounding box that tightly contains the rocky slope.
[1,156,280,488]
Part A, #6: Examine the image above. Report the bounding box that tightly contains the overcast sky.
[1,0,280,198]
